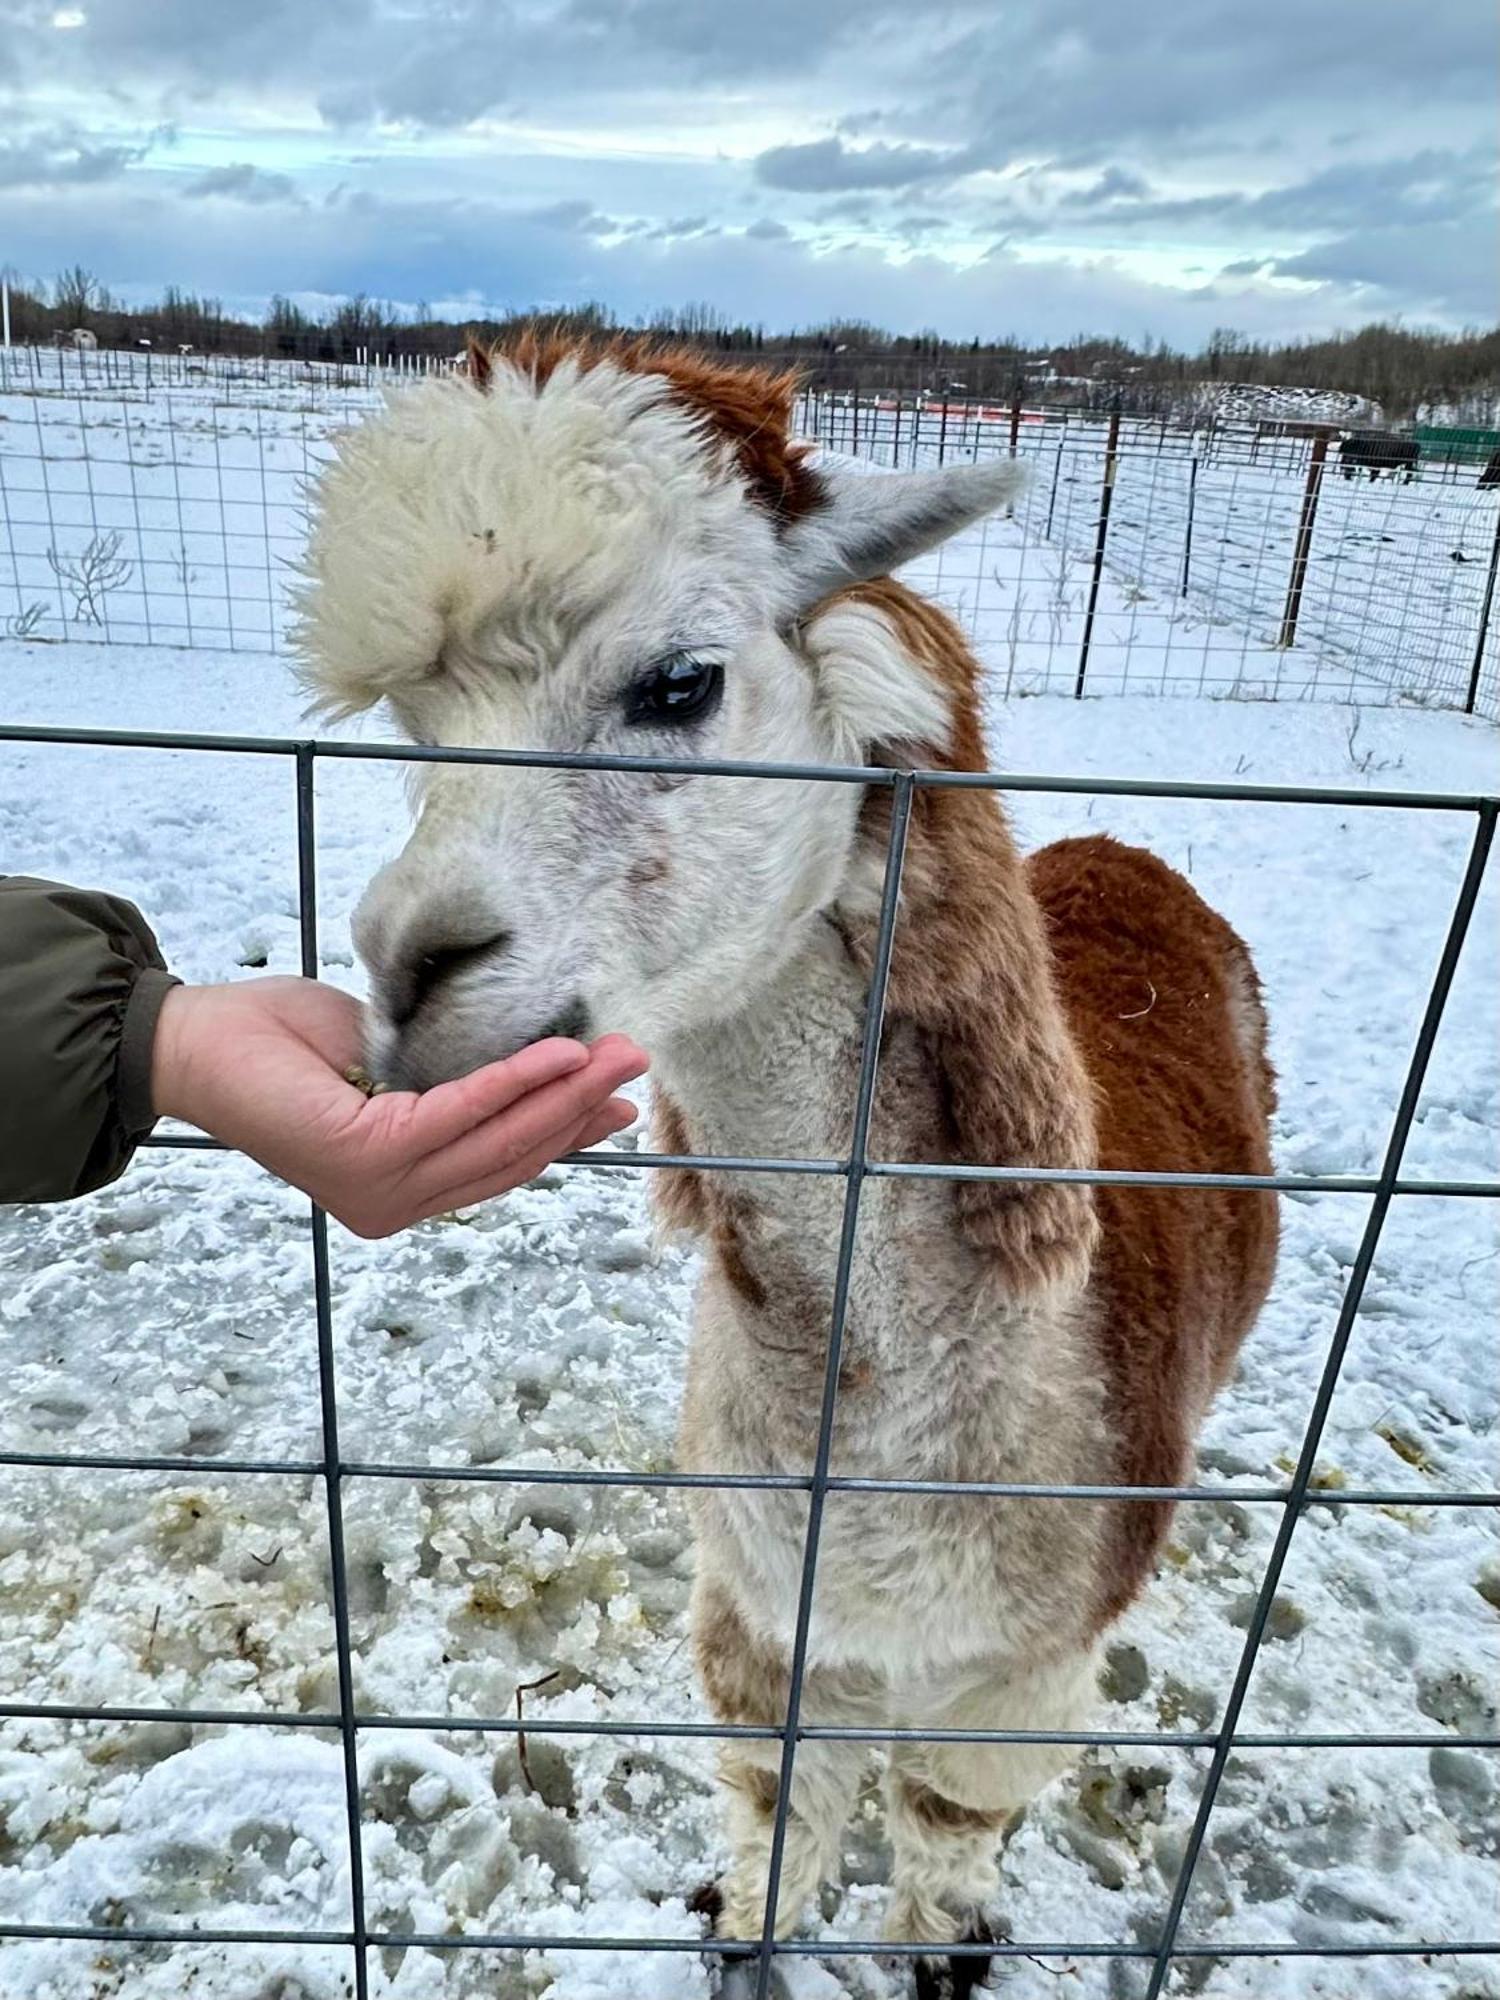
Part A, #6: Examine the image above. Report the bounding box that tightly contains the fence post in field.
[937,396,949,465]
[1045,437,1064,540]
[1278,427,1332,649]
[1074,404,1121,699]
[1182,454,1198,597]
[1466,504,1500,716]
[850,389,859,458]
[1008,393,1023,516]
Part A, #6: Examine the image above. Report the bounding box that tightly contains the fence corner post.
[1278,427,1331,650]
[1465,503,1500,716]
[1074,405,1121,699]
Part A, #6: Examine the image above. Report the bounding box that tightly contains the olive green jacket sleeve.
[0,876,181,1203]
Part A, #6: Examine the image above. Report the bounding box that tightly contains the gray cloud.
[184,162,301,204]
[930,0,1496,166]
[1100,148,1494,236]
[559,0,899,78]
[642,214,714,239]
[521,198,614,234]
[755,135,966,192]
[744,217,790,240]
[0,126,146,189]
[1060,166,1153,207]
[1267,220,1499,323]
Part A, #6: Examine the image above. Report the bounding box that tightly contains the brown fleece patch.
[1026,835,1279,1625]
[460,331,493,390]
[897,1776,1014,1837]
[650,1092,774,1311]
[468,330,825,525]
[626,854,670,891]
[651,1088,710,1235]
[726,1764,781,1818]
[714,1215,769,1309]
[694,1582,789,1726]
[829,578,1101,1299]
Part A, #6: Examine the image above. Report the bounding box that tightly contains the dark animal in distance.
[1339,431,1418,483]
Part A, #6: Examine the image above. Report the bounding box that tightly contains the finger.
[580,1036,651,1091]
[402,1037,592,1152]
[413,1105,617,1223]
[400,1055,645,1205]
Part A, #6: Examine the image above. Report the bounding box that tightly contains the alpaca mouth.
[371,993,596,1092]
[533,998,593,1047]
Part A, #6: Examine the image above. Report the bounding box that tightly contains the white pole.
[2,277,10,349]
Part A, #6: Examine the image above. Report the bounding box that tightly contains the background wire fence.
[0,719,1496,1999]
[798,392,1500,717]
[1,349,1497,719]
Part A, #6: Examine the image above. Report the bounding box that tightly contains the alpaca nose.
[386,930,511,1030]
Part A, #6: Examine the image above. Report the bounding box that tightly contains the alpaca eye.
[625,654,724,726]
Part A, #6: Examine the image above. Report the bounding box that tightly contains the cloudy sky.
[1,0,1495,344]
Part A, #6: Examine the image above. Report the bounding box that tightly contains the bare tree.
[52,264,105,325]
[47,533,134,624]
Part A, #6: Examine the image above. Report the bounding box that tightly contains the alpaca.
[297,336,1279,1995]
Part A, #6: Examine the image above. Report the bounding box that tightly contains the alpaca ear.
[782,459,1028,607]
[463,332,493,390]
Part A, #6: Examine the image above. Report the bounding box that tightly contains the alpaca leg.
[883,1649,1099,1996]
[713,1732,866,1941]
[693,1577,874,1942]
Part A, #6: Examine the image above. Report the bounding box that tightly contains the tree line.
[9,266,1498,420]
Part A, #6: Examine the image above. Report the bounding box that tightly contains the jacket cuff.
[117,966,182,1138]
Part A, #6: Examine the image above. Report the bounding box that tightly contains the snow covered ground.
[1,606,1496,1999]
[3,357,1498,718]
[0,362,377,657]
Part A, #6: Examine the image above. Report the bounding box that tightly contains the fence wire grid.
[0,717,1497,1999]
[798,393,1500,718]
[2,349,1498,723]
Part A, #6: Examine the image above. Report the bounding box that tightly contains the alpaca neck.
[654,787,1099,1315]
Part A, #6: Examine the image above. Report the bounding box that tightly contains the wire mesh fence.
[2,350,1498,721]
[0,717,1496,1998]
[798,392,1500,716]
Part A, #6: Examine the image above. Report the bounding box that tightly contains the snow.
[4,356,1497,717]
[1,383,1498,2000]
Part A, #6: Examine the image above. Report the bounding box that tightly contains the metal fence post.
[1465,504,1500,716]
[1278,428,1331,649]
[1045,438,1064,541]
[1181,453,1198,598]
[295,744,372,2000]
[1008,392,1023,516]
[1074,405,1121,698]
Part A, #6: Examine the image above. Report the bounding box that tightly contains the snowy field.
[1,355,1497,718]
[1,607,1497,1999]
[0,358,380,657]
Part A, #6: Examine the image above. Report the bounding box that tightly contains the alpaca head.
[296,338,1024,1086]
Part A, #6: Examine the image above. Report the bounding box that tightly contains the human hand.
[151,976,648,1237]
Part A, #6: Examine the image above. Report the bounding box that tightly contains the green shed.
[1413,425,1500,466]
